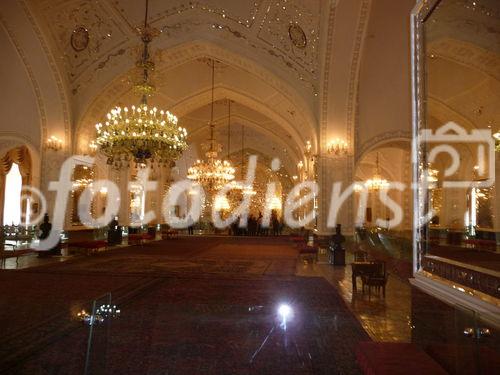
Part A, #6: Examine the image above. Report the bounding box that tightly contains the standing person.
[187,215,194,235]
[257,212,263,236]
[38,214,61,256]
[248,215,256,236]
[330,224,346,265]
[271,210,279,236]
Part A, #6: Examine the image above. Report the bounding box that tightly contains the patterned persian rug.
[0,237,369,374]
[13,277,369,375]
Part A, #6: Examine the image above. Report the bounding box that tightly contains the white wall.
[0,24,40,148]
[356,0,414,151]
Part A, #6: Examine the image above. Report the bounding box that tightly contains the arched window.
[3,162,22,225]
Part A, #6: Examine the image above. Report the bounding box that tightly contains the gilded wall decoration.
[34,0,323,97]
[37,0,129,83]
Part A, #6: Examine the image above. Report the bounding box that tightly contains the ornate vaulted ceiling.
[29,0,324,107]
[25,0,326,164]
[425,0,500,132]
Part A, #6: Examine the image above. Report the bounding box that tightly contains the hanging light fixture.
[214,99,235,210]
[94,0,188,168]
[235,123,256,195]
[187,59,235,191]
[365,152,389,191]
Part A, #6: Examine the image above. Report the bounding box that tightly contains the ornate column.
[113,167,129,227]
[317,155,355,236]
[495,152,500,240]
[40,148,69,226]
[156,165,171,224]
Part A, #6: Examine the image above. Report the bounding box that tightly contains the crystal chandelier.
[365,153,389,190]
[94,0,188,167]
[187,60,235,191]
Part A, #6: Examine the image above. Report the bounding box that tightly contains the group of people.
[229,210,283,236]
[183,210,284,236]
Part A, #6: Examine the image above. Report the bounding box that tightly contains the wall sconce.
[297,161,304,170]
[327,138,348,156]
[304,140,312,156]
[47,135,63,151]
[89,140,98,153]
[494,131,500,152]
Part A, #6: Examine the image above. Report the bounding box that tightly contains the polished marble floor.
[296,249,412,343]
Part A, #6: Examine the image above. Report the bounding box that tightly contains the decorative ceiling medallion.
[71,26,89,52]
[288,23,307,49]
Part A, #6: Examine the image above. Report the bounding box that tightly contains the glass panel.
[83,293,115,375]
[453,305,500,374]
[415,0,499,293]
[475,314,500,374]
[453,304,479,374]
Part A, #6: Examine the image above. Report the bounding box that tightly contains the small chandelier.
[94,0,188,167]
[424,167,438,189]
[365,153,389,190]
[187,60,235,191]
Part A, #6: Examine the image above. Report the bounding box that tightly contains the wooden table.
[351,261,379,291]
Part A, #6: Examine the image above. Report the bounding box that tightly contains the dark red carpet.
[0,237,369,374]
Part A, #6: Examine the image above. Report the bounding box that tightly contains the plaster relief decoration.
[427,38,500,80]
[70,25,89,52]
[113,0,262,30]
[114,0,320,95]
[257,0,320,83]
[35,0,129,83]
[288,23,307,49]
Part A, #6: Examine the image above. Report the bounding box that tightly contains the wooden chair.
[361,261,388,297]
[299,245,319,263]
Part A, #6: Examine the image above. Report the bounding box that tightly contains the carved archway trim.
[356,132,412,163]
[75,40,318,154]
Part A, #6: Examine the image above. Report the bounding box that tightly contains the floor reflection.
[296,249,412,343]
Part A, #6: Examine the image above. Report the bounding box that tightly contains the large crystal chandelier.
[94,0,188,167]
[187,60,235,191]
[365,152,389,191]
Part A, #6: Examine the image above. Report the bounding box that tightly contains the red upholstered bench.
[128,233,155,246]
[128,234,145,245]
[426,343,500,374]
[356,342,447,375]
[464,239,497,251]
[1,249,36,265]
[66,240,107,255]
[161,230,178,240]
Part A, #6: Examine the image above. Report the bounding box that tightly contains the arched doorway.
[0,146,32,226]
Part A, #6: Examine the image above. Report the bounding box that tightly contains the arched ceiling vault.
[75,52,316,162]
[27,0,326,154]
